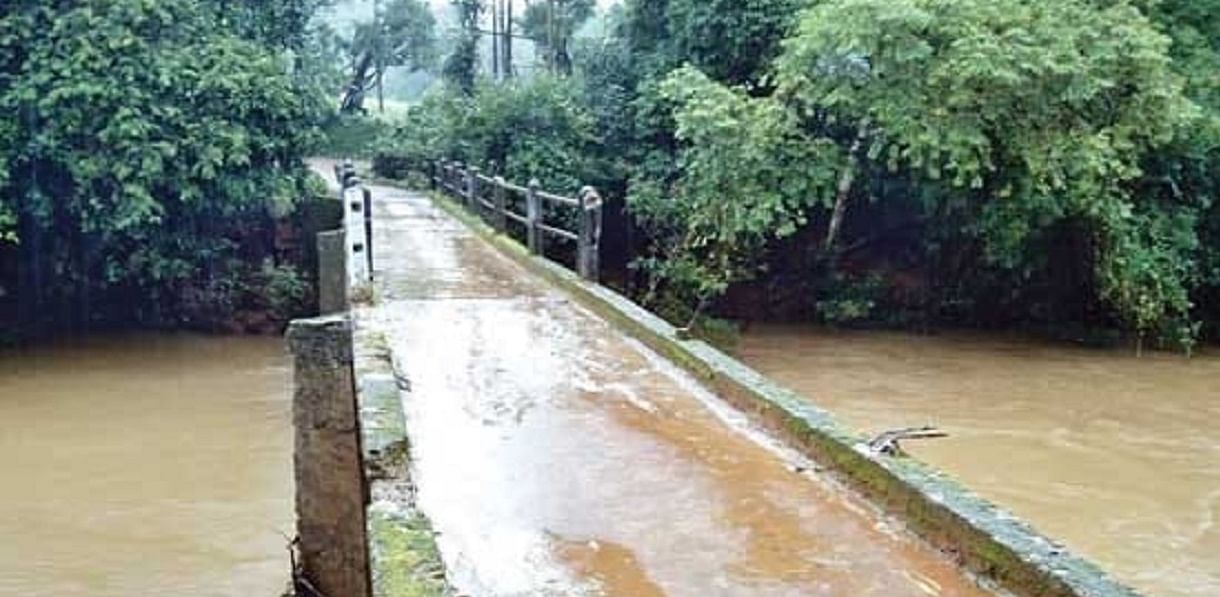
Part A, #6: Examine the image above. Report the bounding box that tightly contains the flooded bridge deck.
[358,182,988,596]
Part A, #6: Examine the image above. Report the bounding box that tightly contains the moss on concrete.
[352,321,450,597]
[367,506,449,597]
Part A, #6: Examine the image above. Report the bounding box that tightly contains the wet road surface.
[358,183,989,596]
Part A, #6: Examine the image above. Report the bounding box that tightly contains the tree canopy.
[0,0,326,329]
[379,0,1220,351]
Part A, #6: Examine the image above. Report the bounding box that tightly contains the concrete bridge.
[286,162,1138,597]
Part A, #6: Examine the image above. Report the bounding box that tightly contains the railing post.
[493,177,507,232]
[316,230,348,314]
[344,180,369,286]
[526,178,542,255]
[468,166,481,214]
[362,187,374,279]
[429,161,438,191]
[341,159,357,189]
[578,186,603,282]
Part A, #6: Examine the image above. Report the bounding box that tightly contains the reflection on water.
[737,326,1220,597]
[0,334,293,597]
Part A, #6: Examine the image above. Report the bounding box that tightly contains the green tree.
[1139,0,1220,341]
[631,67,842,321]
[620,0,804,85]
[202,0,330,51]
[773,0,1200,344]
[341,0,438,112]
[665,0,805,86]
[0,0,324,330]
[443,0,485,94]
[386,76,596,192]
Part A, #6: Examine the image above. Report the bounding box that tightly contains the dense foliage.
[379,0,1220,351]
[383,76,598,192]
[0,0,328,332]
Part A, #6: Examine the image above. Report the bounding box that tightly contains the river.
[737,326,1220,597]
[0,334,293,597]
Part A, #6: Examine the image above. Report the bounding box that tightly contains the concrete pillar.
[287,316,371,597]
[344,185,370,287]
[578,186,603,282]
[362,187,374,278]
[526,178,542,255]
[493,176,507,233]
[317,230,348,315]
[465,165,478,210]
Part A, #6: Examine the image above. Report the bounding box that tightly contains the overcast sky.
[324,1,622,35]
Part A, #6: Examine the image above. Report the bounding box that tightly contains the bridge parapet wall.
[288,162,449,597]
[431,191,1141,597]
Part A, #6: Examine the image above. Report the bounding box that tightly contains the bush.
[0,1,323,332]
[379,77,599,194]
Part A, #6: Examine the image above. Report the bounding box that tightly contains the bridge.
[285,160,1137,597]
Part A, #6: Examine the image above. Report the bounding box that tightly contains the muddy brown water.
[737,326,1220,597]
[0,334,292,596]
[362,184,991,596]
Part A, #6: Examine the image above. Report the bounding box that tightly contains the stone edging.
[430,191,1140,597]
[353,318,450,597]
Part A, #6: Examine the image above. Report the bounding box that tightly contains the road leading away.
[348,175,989,597]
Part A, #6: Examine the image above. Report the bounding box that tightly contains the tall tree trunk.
[825,126,874,253]
[824,138,862,251]
[341,51,374,112]
[377,68,384,112]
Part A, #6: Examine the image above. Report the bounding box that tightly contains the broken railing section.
[431,160,603,282]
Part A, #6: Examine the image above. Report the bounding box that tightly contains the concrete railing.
[431,160,603,282]
[291,161,448,597]
[318,161,375,315]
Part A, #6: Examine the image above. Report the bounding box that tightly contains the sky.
[323,0,622,36]
[321,0,623,101]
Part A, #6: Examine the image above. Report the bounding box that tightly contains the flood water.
[0,334,293,596]
[737,326,1220,597]
[365,184,990,596]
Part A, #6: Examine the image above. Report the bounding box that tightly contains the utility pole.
[546,0,555,73]
[504,0,513,79]
[492,0,500,80]
[373,0,385,112]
